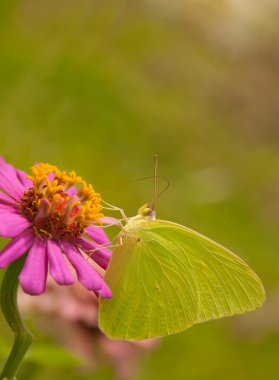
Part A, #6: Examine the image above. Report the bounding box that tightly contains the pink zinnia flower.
[0,157,112,297]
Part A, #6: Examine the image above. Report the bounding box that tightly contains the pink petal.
[60,241,108,292]
[0,192,17,205]
[47,172,55,181]
[99,283,112,298]
[16,169,33,189]
[78,237,111,269]
[0,230,34,268]
[67,186,77,197]
[86,225,111,246]
[0,204,18,214]
[100,217,121,226]
[0,175,22,200]
[19,237,48,295]
[0,157,26,196]
[0,213,32,237]
[47,239,75,285]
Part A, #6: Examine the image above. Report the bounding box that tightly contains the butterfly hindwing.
[99,220,265,340]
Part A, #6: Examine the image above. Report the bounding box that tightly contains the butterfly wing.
[99,220,265,340]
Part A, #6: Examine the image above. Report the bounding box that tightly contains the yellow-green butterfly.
[99,160,265,340]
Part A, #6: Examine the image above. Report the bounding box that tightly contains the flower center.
[18,163,103,240]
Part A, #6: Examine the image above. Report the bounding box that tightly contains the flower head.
[0,157,113,297]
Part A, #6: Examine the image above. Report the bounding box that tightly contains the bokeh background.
[1,0,279,379]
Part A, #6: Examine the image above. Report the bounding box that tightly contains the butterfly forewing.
[99,220,265,340]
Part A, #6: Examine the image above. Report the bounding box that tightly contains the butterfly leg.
[101,200,129,225]
[85,243,121,261]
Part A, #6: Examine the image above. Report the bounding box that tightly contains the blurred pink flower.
[0,157,112,297]
[19,281,159,380]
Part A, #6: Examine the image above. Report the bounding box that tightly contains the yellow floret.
[26,162,103,234]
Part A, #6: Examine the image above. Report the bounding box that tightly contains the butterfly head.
[138,204,156,220]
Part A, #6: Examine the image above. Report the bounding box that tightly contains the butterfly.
[99,159,265,340]
[99,203,265,340]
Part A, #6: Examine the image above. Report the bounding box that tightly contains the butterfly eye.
[143,207,152,215]
[138,204,154,217]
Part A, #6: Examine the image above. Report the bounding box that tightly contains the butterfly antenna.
[151,154,158,211]
[101,175,169,194]
[156,175,170,199]
[100,155,169,212]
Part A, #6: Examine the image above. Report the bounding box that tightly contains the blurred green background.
[0,0,279,379]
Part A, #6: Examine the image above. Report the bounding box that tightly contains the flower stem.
[0,256,34,380]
